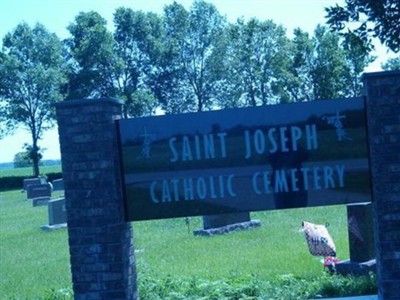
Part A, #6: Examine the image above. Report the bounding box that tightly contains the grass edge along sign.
[117,98,371,221]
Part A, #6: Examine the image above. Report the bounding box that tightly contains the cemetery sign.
[117,98,371,221]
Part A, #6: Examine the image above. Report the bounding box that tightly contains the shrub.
[0,172,62,191]
[138,272,377,300]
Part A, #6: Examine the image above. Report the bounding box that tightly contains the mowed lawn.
[0,187,350,299]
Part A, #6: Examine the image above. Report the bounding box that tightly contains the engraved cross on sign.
[140,126,155,158]
[322,111,352,141]
[140,126,154,158]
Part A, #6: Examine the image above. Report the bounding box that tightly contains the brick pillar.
[54,98,137,299]
[364,71,400,300]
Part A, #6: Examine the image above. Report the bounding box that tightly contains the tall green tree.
[67,10,159,117]
[221,18,292,107]
[159,2,192,113]
[310,26,349,100]
[0,23,66,176]
[162,0,227,113]
[287,26,373,101]
[113,8,160,117]
[286,28,314,102]
[341,32,375,96]
[66,11,118,99]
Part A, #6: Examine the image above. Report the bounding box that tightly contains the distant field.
[0,165,62,178]
[0,187,353,299]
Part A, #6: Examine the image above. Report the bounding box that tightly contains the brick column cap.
[53,97,123,109]
[362,70,400,80]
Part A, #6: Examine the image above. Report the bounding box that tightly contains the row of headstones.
[23,177,67,230]
[24,177,64,200]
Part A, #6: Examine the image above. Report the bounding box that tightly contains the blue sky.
[1,0,346,40]
[0,0,396,163]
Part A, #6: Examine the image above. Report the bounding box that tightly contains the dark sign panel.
[117,98,371,221]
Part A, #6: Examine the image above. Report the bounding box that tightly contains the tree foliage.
[287,28,314,102]
[113,8,160,117]
[162,0,227,113]
[63,1,376,115]
[221,18,292,107]
[66,10,159,117]
[325,0,400,53]
[13,151,32,168]
[0,23,66,176]
[381,56,400,70]
[0,1,382,162]
[13,144,44,168]
[341,31,376,96]
[66,11,118,99]
[311,25,349,100]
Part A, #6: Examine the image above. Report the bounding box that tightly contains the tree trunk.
[32,143,40,177]
[30,130,41,177]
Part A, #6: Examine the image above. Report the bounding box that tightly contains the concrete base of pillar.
[40,223,67,231]
[335,259,376,276]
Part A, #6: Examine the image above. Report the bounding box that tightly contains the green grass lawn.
[0,165,62,178]
[0,189,70,299]
[1,187,356,299]
[134,207,349,281]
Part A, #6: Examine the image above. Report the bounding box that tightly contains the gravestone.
[41,197,67,231]
[199,212,261,236]
[27,183,52,200]
[195,218,261,236]
[23,178,42,191]
[347,202,375,262]
[52,178,64,191]
[203,212,250,229]
[201,212,255,234]
[32,197,51,207]
[48,197,67,225]
[336,202,376,275]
